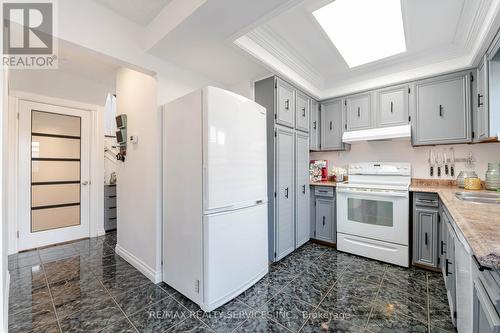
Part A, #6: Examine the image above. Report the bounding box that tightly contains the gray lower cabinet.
[276,78,295,128]
[444,215,457,326]
[412,71,472,145]
[473,277,500,333]
[376,84,409,127]
[413,192,439,268]
[295,91,310,132]
[275,126,295,260]
[295,132,310,248]
[310,100,320,150]
[313,186,336,244]
[346,92,372,131]
[413,208,438,267]
[321,99,345,150]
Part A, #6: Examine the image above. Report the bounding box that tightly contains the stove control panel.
[348,162,411,176]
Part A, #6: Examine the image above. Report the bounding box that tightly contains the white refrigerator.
[162,86,268,312]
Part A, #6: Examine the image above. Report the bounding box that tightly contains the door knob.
[81,181,89,186]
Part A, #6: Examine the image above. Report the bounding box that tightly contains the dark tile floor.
[8,234,455,332]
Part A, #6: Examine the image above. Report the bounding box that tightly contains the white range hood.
[342,124,411,143]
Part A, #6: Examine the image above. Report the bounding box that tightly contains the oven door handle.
[337,188,408,198]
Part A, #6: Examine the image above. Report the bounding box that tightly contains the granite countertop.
[309,180,343,187]
[410,179,500,270]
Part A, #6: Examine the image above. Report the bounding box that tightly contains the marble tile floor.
[8,234,455,332]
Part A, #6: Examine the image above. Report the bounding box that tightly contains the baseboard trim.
[115,244,161,283]
[97,228,106,237]
[4,271,10,333]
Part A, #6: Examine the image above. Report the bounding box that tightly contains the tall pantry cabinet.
[255,77,311,262]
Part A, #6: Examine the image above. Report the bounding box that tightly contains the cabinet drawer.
[104,197,116,208]
[105,207,116,219]
[314,186,334,197]
[415,192,439,208]
[104,185,116,196]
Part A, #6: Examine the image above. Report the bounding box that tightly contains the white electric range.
[336,162,411,267]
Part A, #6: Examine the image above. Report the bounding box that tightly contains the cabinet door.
[446,222,457,326]
[321,99,344,150]
[476,57,489,141]
[295,132,310,248]
[276,78,295,128]
[295,91,310,132]
[413,208,438,267]
[473,278,500,333]
[413,72,471,145]
[376,85,409,127]
[310,189,316,239]
[315,198,335,243]
[310,100,320,150]
[455,233,473,333]
[346,93,372,131]
[275,126,295,260]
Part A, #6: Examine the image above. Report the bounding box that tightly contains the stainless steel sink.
[455,191,500,204]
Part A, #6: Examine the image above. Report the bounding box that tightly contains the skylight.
[313,0,406,68]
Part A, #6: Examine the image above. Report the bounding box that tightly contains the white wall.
[311,141,500,180]
[115,68,161,282]
[9,69,113,106]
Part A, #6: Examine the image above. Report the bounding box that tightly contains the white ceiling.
[92,0,173,26]
[236,0,500,99]
[146,0,300,86]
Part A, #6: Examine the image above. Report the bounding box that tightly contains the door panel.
[18,101,90,250]
[276,79,295,128]
[204,87,267,211]
[275,126,295,260]
[377,85,409,127]
[347,93,372,131]
[295,91,310,132]
[315,198,334,243]
[321,99,344,150]
[477,57,489,141]
[203,204,268,306]
[309,100,320,150]
[295,132,309,248]
[414,73,471,145]
[414,209,437,267]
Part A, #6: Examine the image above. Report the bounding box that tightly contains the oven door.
[336,187,409,246]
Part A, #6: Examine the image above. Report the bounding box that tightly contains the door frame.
[8,91,104,254]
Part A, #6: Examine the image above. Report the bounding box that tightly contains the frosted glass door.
[18,101,90,250]
[31,111,81,232]
[203,87,267,211]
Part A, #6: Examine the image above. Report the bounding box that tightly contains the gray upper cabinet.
[295,91,310,132]
[276,78,295,128]
[476,56,489,141]
[412,71,471,146]
[295,132,310,248]
[275,126,295,260]
[310,100,320,150]
[346,93,372,131]
[321,99,345,150]
[376,85,409,127]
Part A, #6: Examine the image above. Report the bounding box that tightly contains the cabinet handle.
[440,240,446,255]
[390,101,394,113]
[302,107,306,117]
[439,104,443,117]
[357,107,360,117]
[445,259,452,276]
[313,121,316,129]
[318,190,328,193]
[285,187,289,198]
[285,99,289,110]
[478,94,483,107]
[329,121,333,130]
[425,232,428,245]
[302,185,306,194]
[322,216,325,226]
